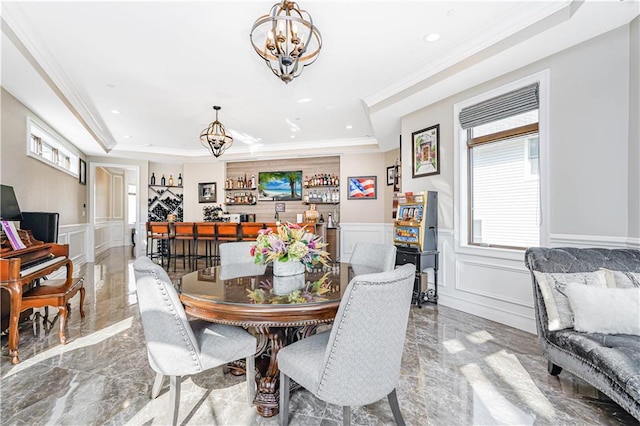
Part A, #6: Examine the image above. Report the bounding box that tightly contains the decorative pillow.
[601,268,640,289]
[565,283,640,335]
[533,271,607,331]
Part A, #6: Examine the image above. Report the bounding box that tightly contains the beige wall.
[383,148,400,223]
[94,167,111,220]
[0,88,87,226]
[401,23,636,238]
[339,152,387,223]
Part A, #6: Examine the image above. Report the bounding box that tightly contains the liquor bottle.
[169,175,174,186]
[161,174,166,186]
[304,175,308,187]
[178,173,182,187]
[150,173,156,185]
[251,174,256,188]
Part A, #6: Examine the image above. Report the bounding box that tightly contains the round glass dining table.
[178,262,373,418]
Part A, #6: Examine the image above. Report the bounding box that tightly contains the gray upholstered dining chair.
[219,241,256,266]
[133,257,257,426]
[277,263,416,426]
[349,242,397,273]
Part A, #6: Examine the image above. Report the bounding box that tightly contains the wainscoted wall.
[94,220,124,257]
[340,224,640,334]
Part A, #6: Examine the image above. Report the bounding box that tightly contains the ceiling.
[2,1,639,163]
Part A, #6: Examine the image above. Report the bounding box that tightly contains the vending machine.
[393,191,439,305]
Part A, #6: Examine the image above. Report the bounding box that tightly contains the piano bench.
[22,277,85,344]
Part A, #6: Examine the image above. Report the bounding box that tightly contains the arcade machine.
[393,191,438,306]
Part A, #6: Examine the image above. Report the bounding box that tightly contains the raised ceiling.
[2,1,638,162]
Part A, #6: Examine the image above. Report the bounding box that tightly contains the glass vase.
[272,260,305,277]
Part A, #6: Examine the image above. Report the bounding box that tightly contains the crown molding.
[362,1,574,111]
[2,5,116,153]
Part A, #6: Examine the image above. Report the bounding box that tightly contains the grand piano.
[0,185,77,364]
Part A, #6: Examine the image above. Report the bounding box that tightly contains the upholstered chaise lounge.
[525,247,640,421]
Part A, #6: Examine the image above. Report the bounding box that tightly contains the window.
[27,118,79,177]
[127,184,137,225]
[461,83,540,250]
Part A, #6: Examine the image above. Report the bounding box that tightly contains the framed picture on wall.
[386,166,395,185]
[79,159,87,185]
[412,124,440,178]
[347,176,377,200]
[258,171,302,201]
[198,182,216,203]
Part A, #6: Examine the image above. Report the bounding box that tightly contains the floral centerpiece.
[250,222,330,275]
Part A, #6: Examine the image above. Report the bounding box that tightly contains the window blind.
[459,83,539,130]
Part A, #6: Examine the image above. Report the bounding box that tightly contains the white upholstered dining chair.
[349,242,397,273]
[277,263,416,426]
[133,257,257,426]
[219,241,256,266]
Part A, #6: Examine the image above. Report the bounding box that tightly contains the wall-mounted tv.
[1,185,23,221]
[258,171,303,201]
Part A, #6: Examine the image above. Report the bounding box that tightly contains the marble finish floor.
[1,247,638,425]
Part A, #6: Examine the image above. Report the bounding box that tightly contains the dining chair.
[349,242,397,273]
[215,222,240,265]
[133,257,257,426]
[219,241,256,266]
[277,263,416,426]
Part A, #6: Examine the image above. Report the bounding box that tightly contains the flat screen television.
[1,185,23,221]
[258,171,303,201]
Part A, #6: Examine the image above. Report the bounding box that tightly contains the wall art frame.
[198,182,217,203]
[412,123,440,178]
[79,158,87,185]
[347,176,377,200]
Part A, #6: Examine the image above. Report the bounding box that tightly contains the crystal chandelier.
[250,1,322,84]
[200,106,233,158]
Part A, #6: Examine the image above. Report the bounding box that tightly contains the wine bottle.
[178,173,182,186]
[169,175,174,186]
[161,174,166,186]
[150,173,156,185]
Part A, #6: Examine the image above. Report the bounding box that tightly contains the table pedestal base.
[247,324,322,418]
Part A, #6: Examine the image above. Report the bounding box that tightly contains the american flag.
[349,177,376,198]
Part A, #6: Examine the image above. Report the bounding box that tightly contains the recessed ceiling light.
[424,33,440,43]
[110,110,121,114]
[296,98,312,103]
[256,137,262,142]
[346,125,353,130]
[123,135,131,138]
[290,135,295,139]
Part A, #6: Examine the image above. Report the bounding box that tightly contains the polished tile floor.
[1,247,638,425]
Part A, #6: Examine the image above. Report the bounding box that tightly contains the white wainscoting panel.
[549,233,632,249]
[94,220,124,257]
[437,230,537,334]
[339,223,387,261]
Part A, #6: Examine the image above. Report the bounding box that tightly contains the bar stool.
[147,222,172,271]
[239,222,264,241]
[215,222,239,266]
[194,222,217,269]
[172,222,196,272]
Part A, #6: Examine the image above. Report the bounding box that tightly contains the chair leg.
[169,375,181,426]
[151,372,164,399]
[246,355,256,405]
[279,372,290,426]
[342,406,351,426]
[79,287,86,318]
[58,305,68,344]
[388,389,405,426]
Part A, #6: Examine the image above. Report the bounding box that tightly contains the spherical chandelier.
[250,1,322,84]
[200,106,233,158]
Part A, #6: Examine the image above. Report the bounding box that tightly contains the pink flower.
[250,245,256,256]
